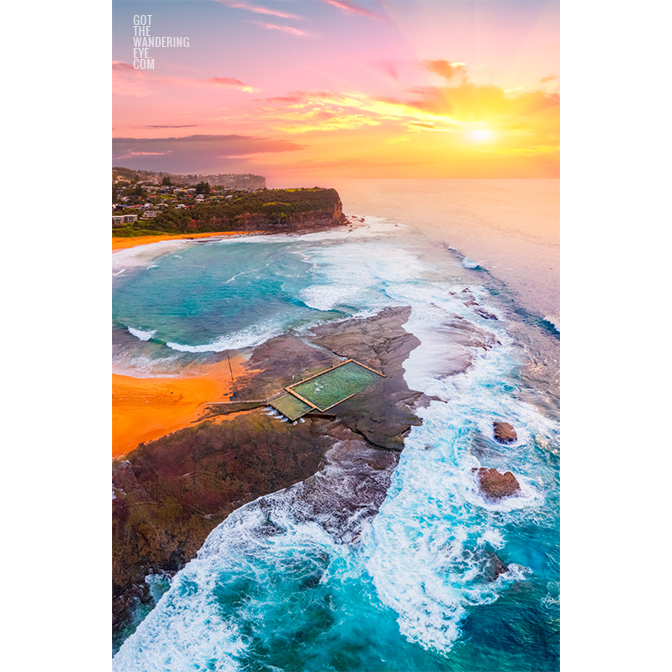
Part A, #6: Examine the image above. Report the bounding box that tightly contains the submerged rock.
[485,553,509,581]
[493,421,517,444]
[473,467,521,500]
[474,307,499,321]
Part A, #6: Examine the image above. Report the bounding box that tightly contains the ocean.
[112,180,559,671]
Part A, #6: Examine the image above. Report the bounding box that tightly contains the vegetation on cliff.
[113,187,346,235]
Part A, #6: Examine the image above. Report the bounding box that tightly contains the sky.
[112,0,559,179]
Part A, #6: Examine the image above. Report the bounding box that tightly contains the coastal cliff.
[113,187,348,236]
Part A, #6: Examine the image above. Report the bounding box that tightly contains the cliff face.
[116,187,348,236]
[216,201,347,232]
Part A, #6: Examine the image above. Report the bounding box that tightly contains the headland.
[112,306,431,645]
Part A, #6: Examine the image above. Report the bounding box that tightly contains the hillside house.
[112,214,138,227]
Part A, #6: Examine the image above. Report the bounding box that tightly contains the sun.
[469,128,491,142]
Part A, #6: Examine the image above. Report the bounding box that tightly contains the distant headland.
[112,167,347,238]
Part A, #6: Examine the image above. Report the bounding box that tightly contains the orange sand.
[112,355,247,458]
[112,231,259,251]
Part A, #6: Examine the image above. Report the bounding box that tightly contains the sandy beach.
[112,231,256,251]
[112,355,247,458]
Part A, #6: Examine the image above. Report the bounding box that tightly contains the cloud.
[253,69,558,159]
[250,21,308,36]
[256,88,464,134]
[216,1,302,20]
[199,77,256,91]
[320,0,381,19]
[423,60,468,82]
[112,62,257,95]
[115,150,170,159]
[111,134,307,172]
[377,60,399,82]
[281,114,380,134]
[113,61,150,96]
[540,75,557,84]
[140,125,199,129]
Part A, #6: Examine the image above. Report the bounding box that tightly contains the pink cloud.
[424,60,468,82]
[112,62,257,95]
[250,21,308,36]
[113,60,150,96]
[199,77,254,90]
[112,135,307,172]
[320,0,380,19]
[217,1,302,20]
[115,150,169,160]
[377,60,399,82]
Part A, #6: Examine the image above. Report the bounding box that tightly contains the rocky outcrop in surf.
[473,467,521,500]
[493,421,518,444]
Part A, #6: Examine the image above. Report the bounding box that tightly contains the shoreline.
[112,354,247,458]
[111,214,366,458]
[112,213,365,252]
[112,230,258,251]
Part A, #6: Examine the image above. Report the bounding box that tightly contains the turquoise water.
[113,219,559,670]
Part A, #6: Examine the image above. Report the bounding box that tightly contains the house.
[112,214,138,227]
[142,210,160,218]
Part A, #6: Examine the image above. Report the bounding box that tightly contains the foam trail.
[127,327,156,342]
[166,321,283,353]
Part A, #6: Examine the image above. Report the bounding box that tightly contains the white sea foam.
[112,352,184,378]
[544,315,561,332]
[127,327,157,342]
[300,284,363,311]
[359,276,558,653]
[113,559,247,671]
[166,321,282,353]
[541,581,560,610]
[477,528,505,549]
[462,257,480,269]
[112,239,190,275]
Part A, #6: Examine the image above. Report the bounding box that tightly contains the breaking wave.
[127,327,156,342]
